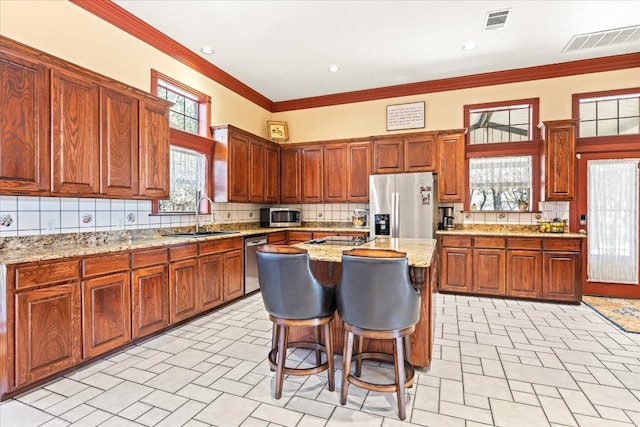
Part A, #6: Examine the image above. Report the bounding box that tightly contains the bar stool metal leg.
[275,324,289,399]
[340,331,354,405]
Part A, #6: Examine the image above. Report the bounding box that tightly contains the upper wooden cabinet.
[346,141,372,202]
[301,145,323,202]
[437,130,466,202]
[373,132,437,174]
[323,143,347,202]
[541,119,577,201]
[211,124,280,203]
[280,145,302,203]
[0,48,50,193]
[0,36,171,199]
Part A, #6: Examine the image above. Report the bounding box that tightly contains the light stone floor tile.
[3,293,640,427]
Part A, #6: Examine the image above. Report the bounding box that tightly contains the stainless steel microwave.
[260,208,302,227]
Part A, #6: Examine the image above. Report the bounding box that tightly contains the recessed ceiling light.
[462,42,477,51]
[200,46,215,54]
[328,65,340,73]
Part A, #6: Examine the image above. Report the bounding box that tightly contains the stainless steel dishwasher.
[244,234,267,294]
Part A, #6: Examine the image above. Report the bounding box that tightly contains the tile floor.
[2,293,640,426]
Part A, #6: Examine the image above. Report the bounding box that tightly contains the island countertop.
[294,237,436,267]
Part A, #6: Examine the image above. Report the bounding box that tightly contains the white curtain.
[587,159,639,284]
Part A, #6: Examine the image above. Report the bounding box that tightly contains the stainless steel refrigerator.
[369,172,437,239]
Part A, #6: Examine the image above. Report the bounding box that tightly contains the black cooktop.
[306,236,372,246]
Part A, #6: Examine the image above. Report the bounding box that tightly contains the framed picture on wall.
[267,121,289,142]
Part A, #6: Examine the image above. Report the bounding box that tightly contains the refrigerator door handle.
[392,192,399,238]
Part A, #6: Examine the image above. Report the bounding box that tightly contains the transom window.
[464,99,540,211]
[151,70,212,213]
[578,92,640,137]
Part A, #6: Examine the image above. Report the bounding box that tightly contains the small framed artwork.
[267,121,289,142]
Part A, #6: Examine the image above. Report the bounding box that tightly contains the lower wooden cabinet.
[199,253,224,310]
[223,249,244,301]
[15,283,82,387]
[267,231,287,245]
[200,237,244,303]
[439,234,582,302]
[169,244,199,323]
[131,259,169,340]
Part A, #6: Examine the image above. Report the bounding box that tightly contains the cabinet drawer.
[440,235,472,247]
[543,238,582,252]
[287,231,313,243]
[473,236,505,249]
[131,248,168,268]
[199,236,243,255]
[508,238,542,250]
[169,243,198,261]
[82,253,130,277]
[268,231,287,244]
[16,259,81,289]
[313,232,335,239]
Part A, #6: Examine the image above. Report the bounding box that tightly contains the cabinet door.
[473,249,506,295]
[199,253,224,311]
[0,50,50,193]
[347,142,371,202]
[131,264,169,339]
[82,272,131,358]
[437,131,465,202]
[543,251,580,301]
[100,87,139,197]
[506,250,542,298]
[223,249,244,301]
[229,133,250,201]
[543,120,576,201]
[323,143,347,202]
[439,247,472,292]
[287,231,313,244]
[267,231,287,245]
[373,138,404,174]
[249,139,265,202]
[51,69,100,195]
[15,283,81,386]
[405,134,437,172]
[280,146,301,203]
[264,143,279,203]
[139,100,170,198]
[301,146,323,202]
[169,258,199,323]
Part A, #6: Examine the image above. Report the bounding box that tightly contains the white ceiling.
[113,0,640,103]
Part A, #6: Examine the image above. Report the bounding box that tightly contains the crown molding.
[70,0,273,112]
[70,0,639,114]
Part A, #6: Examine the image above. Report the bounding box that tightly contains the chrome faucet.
[195,190,215,233]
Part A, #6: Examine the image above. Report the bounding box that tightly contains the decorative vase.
[518,202,528,212]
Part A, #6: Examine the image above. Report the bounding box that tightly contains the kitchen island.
[292,237,437,368]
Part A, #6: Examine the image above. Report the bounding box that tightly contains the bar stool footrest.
[268,341,330,376]
[347,351,415,392]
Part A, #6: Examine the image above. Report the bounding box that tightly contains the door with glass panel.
[577,154,640,297]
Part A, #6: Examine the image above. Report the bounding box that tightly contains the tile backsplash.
[442,201,570,227]
[0,195,368,237]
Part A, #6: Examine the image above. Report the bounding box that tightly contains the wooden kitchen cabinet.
[12,258,82,388]
[199,237,244,304]
[506,238,543,298]
[542,238,582,302]
[81,252,131,359]
[373,137,404,173]
[439,236,473,293]
[280,145,302,203]
[139,100,170,198]
[472,237,506,295]
[437,130,466,202]
[541,119,577,201]
[100,87,139,197]
[267,231,287,245]
[131,248,169,339]
[373,132,436,174]
[323,143,347,202]
[51,68,100,195]
[0,47,50,194]
[301,145,323,202]
[249,139,265,202]
[346,141,371,202]
[287,231,313,244]
[264,143,279,203]
[169,244,199,323]
[223,249,244,301]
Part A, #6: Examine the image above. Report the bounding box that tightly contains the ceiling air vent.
[563,25,640,52]
[484,9,510,31]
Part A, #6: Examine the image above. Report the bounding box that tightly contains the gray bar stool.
[337,248,421,420]
[256,245,336,399]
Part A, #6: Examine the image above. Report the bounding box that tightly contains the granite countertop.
[436,225,586,239]
[294,237,436,267]
[0,225,371,265]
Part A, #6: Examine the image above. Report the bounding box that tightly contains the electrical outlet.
[47,219,56,231]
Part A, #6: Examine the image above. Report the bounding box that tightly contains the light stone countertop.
[0,226,371,265]
[436,229,585,238]
[294,237,436,267]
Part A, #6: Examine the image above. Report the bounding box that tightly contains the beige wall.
[2,1,639,145]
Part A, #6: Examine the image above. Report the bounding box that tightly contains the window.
[577,90,640,137]
[464,99,540,211]
[151,70,212,213]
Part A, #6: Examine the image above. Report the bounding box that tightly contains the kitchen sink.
[168,231,239,238]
